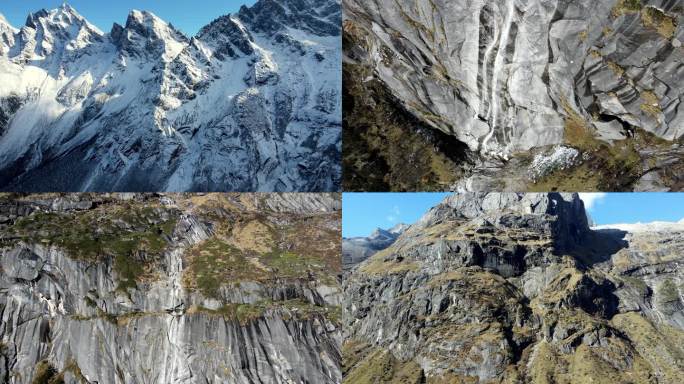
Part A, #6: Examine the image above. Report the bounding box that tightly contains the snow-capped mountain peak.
[12,4,104,69]
[368,223,408,240]
[368,228,393,241]
[0,0,341,192]
[196,15,254,60]
[24,5,103,40]
[0,13,16,30]
[111,10,188,61]
[44,3,101,32]
[388,223,409,234]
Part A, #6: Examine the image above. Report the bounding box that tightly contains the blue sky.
[343,193,450,238]
[342,193,684,238]
[580,193,684,226]
[1,0,257,36]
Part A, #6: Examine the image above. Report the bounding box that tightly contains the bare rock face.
[345,0,682,154]
[259,192,342,213]
[344,193,684,383]
[344,0,683,191]
[0,193,342,384]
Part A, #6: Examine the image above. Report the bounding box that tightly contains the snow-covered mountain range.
[594,218,684,232]
[342,223,409,270]
[0,0,341,192]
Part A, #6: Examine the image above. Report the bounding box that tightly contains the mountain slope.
[342,223,408,271]
[0,0,341,192]
[0,192,342,383]
[344,193,684,383]
[344,0,683,191]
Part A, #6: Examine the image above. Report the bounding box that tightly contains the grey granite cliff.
[0,193,342,384]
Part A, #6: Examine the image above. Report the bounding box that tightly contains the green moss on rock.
[9,203,177,291]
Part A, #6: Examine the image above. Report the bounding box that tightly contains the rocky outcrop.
[0,193,342,383]
[258,192,342,214]
[344,0,684,191]
[344,193,684,383]
[238,0,342,37]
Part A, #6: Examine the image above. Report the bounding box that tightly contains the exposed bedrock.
[344,193,684,383]
[0,193,342,383]
[344,0,683,158]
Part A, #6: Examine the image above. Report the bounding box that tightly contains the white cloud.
[579,193,607,210]
[386,205,401,223]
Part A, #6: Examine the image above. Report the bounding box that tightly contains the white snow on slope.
[0,13,17,32]
[0,0,341,191]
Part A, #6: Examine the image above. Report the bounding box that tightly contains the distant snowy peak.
[13,4,104,64]
[111,10,188,61]
[594,220,684,233]
[388,223,410,234]
[0,13,16,33]
[368,228,395,241]
[26,4,101,33]
[343,221,405,270]
[0,14,16,54]
[367,223,408,240]
[238,0,341,36]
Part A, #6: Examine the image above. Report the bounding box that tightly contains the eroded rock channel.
[0,193,342,383]
[343,0,684,191]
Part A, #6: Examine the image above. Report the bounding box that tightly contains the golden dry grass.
[642,6,677,39]
[640,90,662,118]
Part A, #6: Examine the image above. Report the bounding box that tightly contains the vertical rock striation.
[0,193,342,383]
[344,0,684,190]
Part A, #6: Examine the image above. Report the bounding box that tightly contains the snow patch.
[529,146,579,181]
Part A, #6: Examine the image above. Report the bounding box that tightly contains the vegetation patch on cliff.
[343,343,423,384]
[32,360,62,384]
[612,312,684,383]
[184,235,337,298]
[31,358,89,384]
[641,6,677,39]
[611,0,642,18]
[640,90,663,118]
[8,202,177,291]
[611,1,677,39]
[342,22,470,191]
[530,100,675,191]
[359,254,419,276]
[183,209,340,297]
